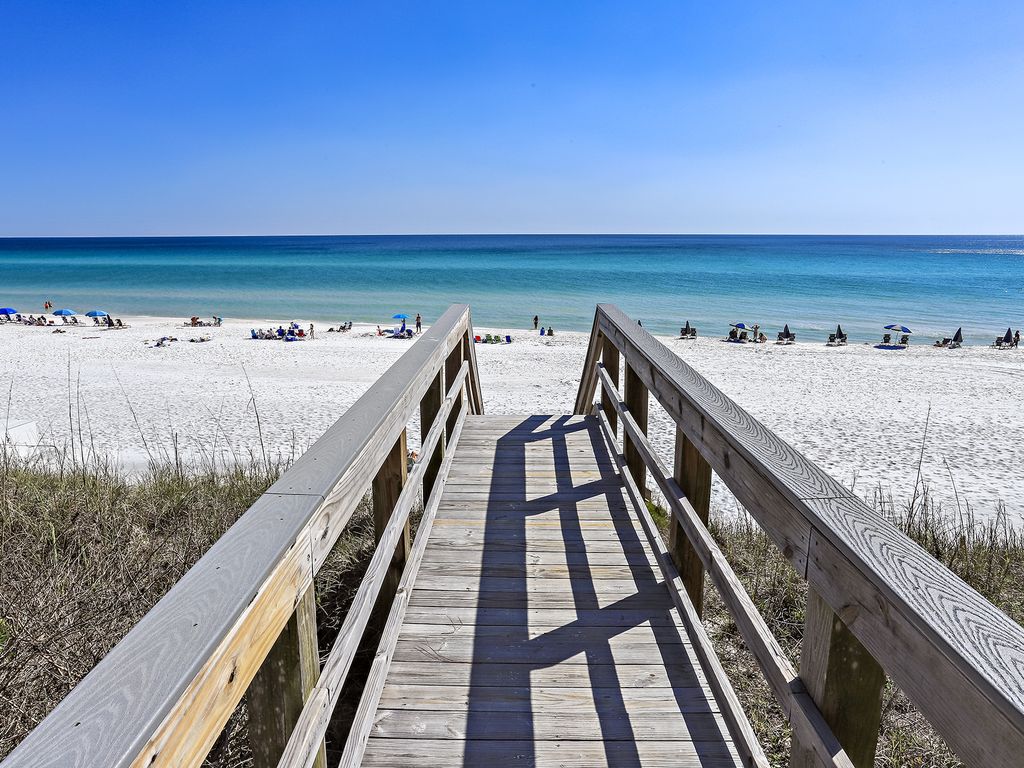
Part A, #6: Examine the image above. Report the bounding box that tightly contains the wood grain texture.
[791,588,883,768]
[361,414,746,768]
[337,414,469,767]
[594,407,768,768]
[594,383,851,768]
[590,303,1024,766]
[372,429,410,620]
[247,586,325,768]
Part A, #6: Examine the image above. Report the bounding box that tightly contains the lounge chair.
[250,329,258,339]
[837,333,848,345]
[505,335,512,343]
[474,335,482,343]
[898,334,910,346]
[934,338,951,348]
[882,334,891,344]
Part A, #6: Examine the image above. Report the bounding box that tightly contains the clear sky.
[1,1,1022,236]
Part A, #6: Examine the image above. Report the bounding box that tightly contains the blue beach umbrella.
[730,322,750,330]
[884,324,912,334]
[0,308,16,315]
[52,308,77,316]
[85,310,108,317]
[392,313,409,320]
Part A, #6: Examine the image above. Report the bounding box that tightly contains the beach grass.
[0,450,1020,766]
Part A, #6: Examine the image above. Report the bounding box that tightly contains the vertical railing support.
[420,371,444,500]
[600,337,620,434]
[790,588,886,768]
[669,427,712,616]
[372,429,411,610]
[445,341,465,442]
[246,586,326,768]
[622,362,649,498]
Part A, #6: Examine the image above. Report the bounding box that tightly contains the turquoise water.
[0,235,1021,343]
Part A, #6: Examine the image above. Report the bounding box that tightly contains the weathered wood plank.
[383,660,705,688]
[246,586,325,768]
[361,738,743,768]
[412,574,659,594]
[588,303,1024,765]
[415,560,657,580]
[400,606,685,628]
[396,622,689,646]
[337,414,469,768]
[407,588,675,610]
[369,708,733,741]
[672,427,712,615]
[371,429,410,618]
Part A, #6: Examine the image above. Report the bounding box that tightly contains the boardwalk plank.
[362,414,743,767]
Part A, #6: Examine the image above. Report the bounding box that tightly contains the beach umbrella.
[0,308,16,315]
[730,322,750,330]
[782,324,791,337]
[1003,327,1013,344]
[683,320,692,332]
[952,327,963,344]
[835,324,844,337]
[391,313,409,320]
[884,324,912,334]
[52,308,76,316]
[85,310,108,317]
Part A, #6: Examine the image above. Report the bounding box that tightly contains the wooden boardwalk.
[362,414,745,767]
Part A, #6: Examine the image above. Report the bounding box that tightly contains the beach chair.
[483,334,492,343]
[297,329,305,337]
[882,334,891,344]
[837,334,848,345]
[505,335,512,343]
[827,334,836,345]
[250,329,258,339]
[474,335,482,343]
[739,331,749,342]
[540,328,545,336]
[899,334,910,346]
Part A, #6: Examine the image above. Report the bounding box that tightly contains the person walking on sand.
[1015,330,1020,348]
[309,323,315,340]
[533,315,539,330]
[415,313,422,333]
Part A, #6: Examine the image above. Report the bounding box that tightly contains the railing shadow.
[459,414,734,766]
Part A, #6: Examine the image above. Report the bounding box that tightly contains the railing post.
[622,362,649,498]
[445,341,464,442]
[372,429,411,610]
[790,588,885,768]
[246,586,326,768]
[600,337,620,433]
[420,371,444,500]
[669,427,712,615]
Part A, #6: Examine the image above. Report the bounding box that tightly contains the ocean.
[0,234,1021,344]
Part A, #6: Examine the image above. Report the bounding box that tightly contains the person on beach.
[547,326,554,337]
[415,313,422,333]
[377,325,383,336]
[309,323,315,340]
[1015,330,1021,348]
[533,315,539,330]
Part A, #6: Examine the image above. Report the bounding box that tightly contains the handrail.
[592,400,770,768]
[596,363,851,768]
[276,362,468,768]
[4,304,483,768]
[576,303,1024,767]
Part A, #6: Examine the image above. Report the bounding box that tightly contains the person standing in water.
[533,315,539,330]
[415,313,422,333]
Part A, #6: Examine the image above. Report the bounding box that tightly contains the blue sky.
[1,1,1022,235]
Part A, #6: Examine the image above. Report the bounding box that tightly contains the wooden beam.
[594,365,852,768]
[419,371,444,501]
[461,328,485,415]
[600,337,620,434]
[444,341,464,444]
[622,361,649,498]
[593,303,1024,766]
[670,428,712,616]
[573,311,603,415]
[593,406,769,768]
[339,414,469,767]
[790,589,885,768]
[372,430,410,614]
[247,587,325,768]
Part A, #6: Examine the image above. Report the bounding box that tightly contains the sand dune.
[1,316,1020,523]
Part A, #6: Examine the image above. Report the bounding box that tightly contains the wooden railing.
[3,304,484,768]
[575,303,1024,768]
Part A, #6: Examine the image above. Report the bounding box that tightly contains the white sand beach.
[1,316,1021,523]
